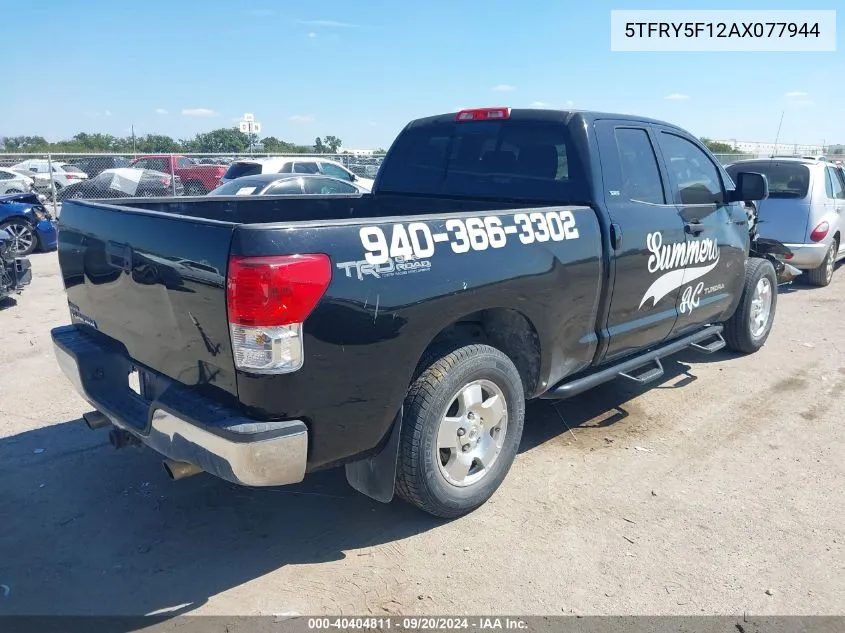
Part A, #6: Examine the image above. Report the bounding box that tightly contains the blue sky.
[2,0,843,149]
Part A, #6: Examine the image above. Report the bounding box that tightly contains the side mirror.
[730,171,768,202]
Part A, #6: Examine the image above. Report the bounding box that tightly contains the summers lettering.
[646,231,720,274]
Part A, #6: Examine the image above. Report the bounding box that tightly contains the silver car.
[726,158,845,286]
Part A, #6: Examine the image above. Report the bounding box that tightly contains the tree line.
[0,129,381,155]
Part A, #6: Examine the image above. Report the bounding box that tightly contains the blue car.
[0,192,58,256]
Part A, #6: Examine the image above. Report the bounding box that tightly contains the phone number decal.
[360,211,580,265]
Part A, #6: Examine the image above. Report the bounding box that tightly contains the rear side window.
[303,177,358,194]
[224,162,262,180]
[726,162,810,199]
[265,179,303,195]
[211,178,273,195]
[613,128,665,204]
[376,119,588,202]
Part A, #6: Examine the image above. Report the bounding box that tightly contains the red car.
[128,155,227,196]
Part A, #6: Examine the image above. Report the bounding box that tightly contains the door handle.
[684,221,705,235]
[610,223,622,249]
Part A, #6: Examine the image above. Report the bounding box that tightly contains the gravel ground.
[0,252,843,617]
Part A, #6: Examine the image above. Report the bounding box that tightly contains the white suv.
[220,157,374,190]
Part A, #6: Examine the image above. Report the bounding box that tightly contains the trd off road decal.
[639,231,720,309]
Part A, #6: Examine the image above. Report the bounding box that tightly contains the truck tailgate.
[57,200,239,397]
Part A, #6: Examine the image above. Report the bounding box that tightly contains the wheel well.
[419,308,542,396]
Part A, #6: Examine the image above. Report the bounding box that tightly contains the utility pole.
[131,125,137,156]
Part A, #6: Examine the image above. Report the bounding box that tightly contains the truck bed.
[57,191,604,470]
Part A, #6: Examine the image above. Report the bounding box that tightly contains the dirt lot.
[1,252,843,617]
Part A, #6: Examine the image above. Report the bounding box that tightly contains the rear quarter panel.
[233,206,604,470]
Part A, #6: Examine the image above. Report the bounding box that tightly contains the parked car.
[208,174,369,196]
[220,156,374,190]
[53,107,784,519]
[726,158,845,286]
[10,159,88,192]
[57,168,184,201]
[128,155,226,196]
[0,168,36,194]
[0,192,57,256]
[69,156,131,177]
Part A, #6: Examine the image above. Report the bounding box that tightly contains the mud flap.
[345,407,402,503]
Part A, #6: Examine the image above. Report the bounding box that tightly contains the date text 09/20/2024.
[307,617,529,630]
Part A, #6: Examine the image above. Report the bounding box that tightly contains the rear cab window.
[377,116,589,202]
[725,161,810,199]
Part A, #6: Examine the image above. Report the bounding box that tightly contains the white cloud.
[789,99,815,107]
[492,84,516,92]
[296,19,369,28]
[288,114,316,123]
[530,101,549,107]
[785,91,808,98]
[665,93,690,100]
[308,31,317,38]
[182,108,217,117]
[104,110,113,116]
[155,108,168,115]
[565,100,574,107]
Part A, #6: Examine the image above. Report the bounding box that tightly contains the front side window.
[659,133,724,205]
[826,166,845,199]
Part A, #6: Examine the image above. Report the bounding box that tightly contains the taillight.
[810,221,829,242]
[456,107,511,122]
[160,176,171,187]
[226,254,331,373]
[65,173,81,180]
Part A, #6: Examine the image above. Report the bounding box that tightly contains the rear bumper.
[51,325,308,487]
[782,243,829,269]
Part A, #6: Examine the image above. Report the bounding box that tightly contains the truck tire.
[806,237,838,287]
[722,258,777,354]
[395,344,525,518]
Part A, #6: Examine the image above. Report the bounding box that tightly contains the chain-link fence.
[0,150,797,216]
[0,152,387,214]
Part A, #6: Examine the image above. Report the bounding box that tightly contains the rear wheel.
[395,344,525,518]
[723,258,777,354]
[0,219,38,256]
[806,238,838,287]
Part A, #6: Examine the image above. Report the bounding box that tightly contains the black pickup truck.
[52,107,789,518]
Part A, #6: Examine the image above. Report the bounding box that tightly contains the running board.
[539,325,724,400]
